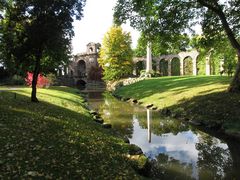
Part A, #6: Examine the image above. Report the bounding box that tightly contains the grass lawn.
[115,76,240,136]
[0,86,140,179]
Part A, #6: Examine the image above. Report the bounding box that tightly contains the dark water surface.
[86,91,240,179]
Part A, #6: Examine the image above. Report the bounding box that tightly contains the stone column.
[156,61,160,73]
[193,57,197,76]
[206,56,211,75]
[63,66,67,76]
[133,66,137,76]
[146,42,152,73]
[168,59,172,76]
[58,68,63,76]
[180,58,184,76]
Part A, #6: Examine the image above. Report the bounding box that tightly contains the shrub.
[46,73,57,86]
[25,72,50,88]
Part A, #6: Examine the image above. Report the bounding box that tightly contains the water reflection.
[86,91,239,179]
[147,109,151,143]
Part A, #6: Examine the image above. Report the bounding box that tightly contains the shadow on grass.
[167,91,240,178]
[37,91,86,107]
[117,76,231,99]
[169,91,240,129]
[0,91,137,179]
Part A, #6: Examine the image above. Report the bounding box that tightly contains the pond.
[86,91,240,179]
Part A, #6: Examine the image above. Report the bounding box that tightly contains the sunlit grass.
[115,76,240,134]
[116,76,230,108]
[0,86,139,179]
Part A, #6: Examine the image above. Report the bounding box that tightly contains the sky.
[71,0,140,54]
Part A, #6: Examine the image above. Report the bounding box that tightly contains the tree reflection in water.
[150,153,194,180]
[86,92,240,179]
[196,135,232,179]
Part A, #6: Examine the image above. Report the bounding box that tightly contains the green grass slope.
[115,76,240,135]
[0,86,139,179]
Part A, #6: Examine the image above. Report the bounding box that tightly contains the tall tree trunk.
[197,0,240,93]
[31,52,41,102]
[228,54,240,92]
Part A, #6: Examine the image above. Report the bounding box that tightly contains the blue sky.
[71,0,140,54]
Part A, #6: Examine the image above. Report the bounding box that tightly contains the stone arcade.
[133,50,200,76]
[58,42,221,86]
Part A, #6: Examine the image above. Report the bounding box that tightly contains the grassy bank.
[0,86,140,178]
[115,76,240,136]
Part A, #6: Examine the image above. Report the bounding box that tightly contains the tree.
[190,34,237,75]
[0,0,85,102]
[134,32,190,57]
[114,0,240,92]
[98,26,133,81]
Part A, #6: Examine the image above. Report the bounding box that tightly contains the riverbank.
[0,86,142,178]
[114,76,240,139]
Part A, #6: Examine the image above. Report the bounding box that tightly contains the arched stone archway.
[133,50,199,77]
[159,59,168,76]
[152,59,158,72]
[178,50,199,76]
[77,60,86,77]
[133,57,146,76]
[76,79,86,90]
[135,61,145,76]
[171,57,180,76]
[70,69,74,77]
[183,56,193,75]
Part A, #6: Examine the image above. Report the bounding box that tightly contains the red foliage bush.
[25,72,50,88]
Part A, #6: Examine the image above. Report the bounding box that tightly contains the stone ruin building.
[57,42,224,88]
[57,42,101,87]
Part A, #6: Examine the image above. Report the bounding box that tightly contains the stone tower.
[87,42,101,54]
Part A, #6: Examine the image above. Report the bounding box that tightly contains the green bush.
[5,75,25,85]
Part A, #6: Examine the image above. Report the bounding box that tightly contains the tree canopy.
[0,0,86,101]
[98,26,133,81]
[114,0,240,92]
[134,33,190,57]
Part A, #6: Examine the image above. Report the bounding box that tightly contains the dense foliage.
[0,0,85,101]
[191,35,237,75]
[134,33,190,57]
[98,26,133,81]
[114,0,240,92]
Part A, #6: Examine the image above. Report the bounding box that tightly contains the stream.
[85,91,240,179]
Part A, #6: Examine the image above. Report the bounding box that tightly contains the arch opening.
[76,80,86,90]
[152,59,157,72]
[77,60,86,77]
[183,56,193,75]
[159,59,168,76]
[171,58,180,76]
[135,61,145,76]
[70,70,73,77]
